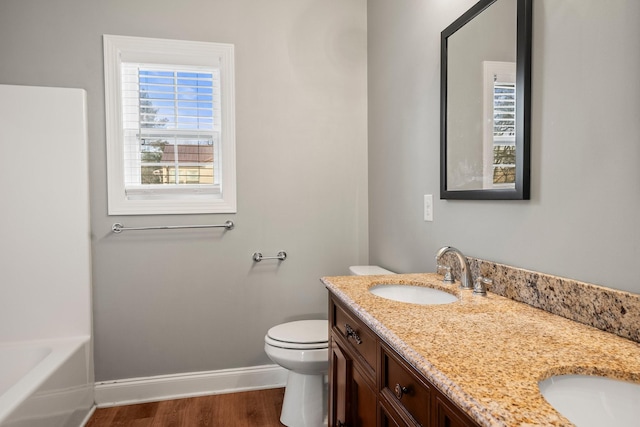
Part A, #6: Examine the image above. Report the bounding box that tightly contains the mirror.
[440,0,532,200]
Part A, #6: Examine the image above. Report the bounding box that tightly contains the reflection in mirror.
[441,0,531,200]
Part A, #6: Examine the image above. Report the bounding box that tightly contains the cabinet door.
[330,338,377,427]
[351,365,377,427]
[330,338,351,427]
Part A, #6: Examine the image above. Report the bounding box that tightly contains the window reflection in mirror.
[483,61,516,189]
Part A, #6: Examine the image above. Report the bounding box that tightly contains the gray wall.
[368,0,640,294]
[0,0,368,381]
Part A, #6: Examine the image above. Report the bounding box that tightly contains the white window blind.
[493,81,516,140]
[122,65,221,197]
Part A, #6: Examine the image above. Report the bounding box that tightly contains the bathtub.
[0,337,93,427]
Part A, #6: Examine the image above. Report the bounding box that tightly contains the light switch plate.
[424,194,433,221]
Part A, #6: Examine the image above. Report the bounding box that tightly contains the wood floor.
[86,388,285,427]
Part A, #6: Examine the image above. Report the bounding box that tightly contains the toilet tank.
[349,266,395,276]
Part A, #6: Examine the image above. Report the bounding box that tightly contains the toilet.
[265,320,329,427]
[264,265,395,427]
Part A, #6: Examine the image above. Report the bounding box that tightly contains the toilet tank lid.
[349,265,396,275]
[267,320,328,344]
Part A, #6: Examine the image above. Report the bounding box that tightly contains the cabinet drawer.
[435,394,475,427]
[380,400,407,427]
[380,400,420,427]
[380,343,430,426]
[331,299,377,372]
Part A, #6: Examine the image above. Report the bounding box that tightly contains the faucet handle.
[473,276,491,296]
[437,264,454,284]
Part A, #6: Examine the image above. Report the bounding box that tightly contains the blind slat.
[493,80,516,138]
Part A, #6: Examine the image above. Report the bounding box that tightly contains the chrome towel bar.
[112,220,234,233]
[252,251,287,262]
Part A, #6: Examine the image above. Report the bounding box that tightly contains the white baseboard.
[94,364,288,408]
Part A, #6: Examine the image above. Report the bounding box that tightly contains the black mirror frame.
[440,0,532,200]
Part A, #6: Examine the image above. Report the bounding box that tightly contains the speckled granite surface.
[322,273,640,427]
[437,255,640,343]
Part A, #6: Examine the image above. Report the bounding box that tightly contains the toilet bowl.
[265,266,395,427]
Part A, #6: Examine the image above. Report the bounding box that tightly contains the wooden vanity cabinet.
[329,294,480,427]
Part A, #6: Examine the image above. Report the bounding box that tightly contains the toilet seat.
[265,335,328,350]
[265,320,328,350]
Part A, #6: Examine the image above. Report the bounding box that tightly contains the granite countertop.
[322,273,640,427]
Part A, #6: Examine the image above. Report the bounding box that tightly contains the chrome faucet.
[435,246,473,290]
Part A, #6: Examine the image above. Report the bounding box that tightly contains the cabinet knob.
[344,323,363,345]
[337,421,348,427]
[394,383,410,399]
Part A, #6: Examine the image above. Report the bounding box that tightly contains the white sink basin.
[539,375,640,426]
[369,284,458,305]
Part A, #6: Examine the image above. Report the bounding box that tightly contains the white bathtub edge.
[94,364,287,408]
[78,405,96,427]
[0,336,91,426]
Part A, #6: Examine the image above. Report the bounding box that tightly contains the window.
[482,61,516,190]
[104,35,236,215]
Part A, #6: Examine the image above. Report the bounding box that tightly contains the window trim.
[103,34,236,215]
